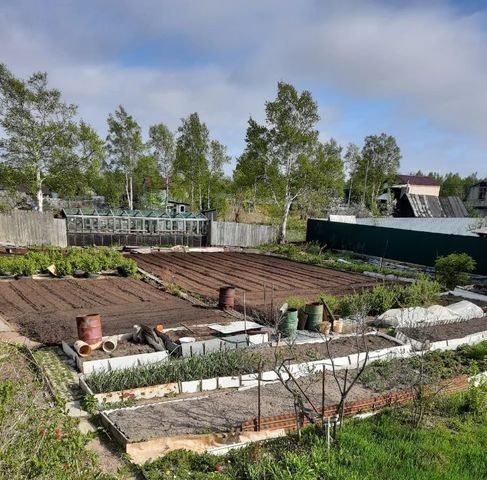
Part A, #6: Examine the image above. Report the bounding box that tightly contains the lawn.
[141,387,487,480]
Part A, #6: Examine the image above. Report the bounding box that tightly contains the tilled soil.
[400,316,487,342]
[107,373,374,441]
[132,252,378,312]
[0,277,234,344]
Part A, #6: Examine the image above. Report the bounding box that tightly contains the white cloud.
[0,0,486,175]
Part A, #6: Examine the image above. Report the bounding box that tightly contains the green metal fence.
[306,219,487,274]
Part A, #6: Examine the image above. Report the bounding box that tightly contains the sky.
[0,0,486,177]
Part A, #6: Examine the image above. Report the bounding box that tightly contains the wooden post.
[321,367,326,427]
[257,367,262,432]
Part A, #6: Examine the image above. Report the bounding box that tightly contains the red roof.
[396,175,440,186]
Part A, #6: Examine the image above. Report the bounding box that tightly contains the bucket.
[332,318,344,334]
[318,321,331,335]
[218,286,235,311]
[305,302,324,331]
[279,308,299,337]
[76,314,102,345]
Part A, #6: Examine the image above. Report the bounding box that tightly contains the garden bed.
[132,251,379,313]
[399,316,487,343]
[0,277,234,344]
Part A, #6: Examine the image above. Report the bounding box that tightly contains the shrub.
[116,258,138,277]
[435,253,476,290]
[398,275,441,307]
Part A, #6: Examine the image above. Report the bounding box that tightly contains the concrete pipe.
[102,337,118,353]
[74,340,92,357]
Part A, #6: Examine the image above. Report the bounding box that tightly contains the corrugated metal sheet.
[406,194,468,218]
[439,196,469,217]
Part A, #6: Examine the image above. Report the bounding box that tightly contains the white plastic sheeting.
[376,300,484,328]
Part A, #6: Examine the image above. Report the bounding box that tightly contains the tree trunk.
[347,177,353,206]
[207,181,211,210]
[190,180,194,211]
[165,176,170,206]
[278,201,292,243]
[198,181,203,211]
[129,175,134,210]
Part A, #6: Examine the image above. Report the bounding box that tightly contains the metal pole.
[243,291,247,336]
[321,367,326,427]
[257,368,262,432]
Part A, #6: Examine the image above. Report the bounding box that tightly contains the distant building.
[466,181,487,217]
[392,174,441,197]
[378,174,468,218]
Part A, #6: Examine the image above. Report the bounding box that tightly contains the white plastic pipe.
[102,336,118,353]
[74,340,92,357]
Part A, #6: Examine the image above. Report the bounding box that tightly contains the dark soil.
[85,340,156,360]
[0,277,234,344]
[255,334,397,370]
[132,252,379,313]
[400,316,487,342]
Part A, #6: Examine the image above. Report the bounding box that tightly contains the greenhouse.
[63,208,209,235]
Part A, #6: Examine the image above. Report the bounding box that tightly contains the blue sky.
[1,0,486,177]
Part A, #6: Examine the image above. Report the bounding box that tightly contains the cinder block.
[201,378,218,391]
[181,380,201,394]
[218,376,240,388]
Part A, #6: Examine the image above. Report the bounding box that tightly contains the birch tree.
[0,65,77,211]
[344,143,361,206]
[207,140,230,209]
[243,82,320,242]
[105,106,144,210]
[148,123,175,204]
[174,113,209,211]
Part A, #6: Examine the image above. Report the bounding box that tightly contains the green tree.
[133,155,162,208]
[357,133,401,207]
[148,123,175,203]
[174,112,209,211]
[297,139,345,218]
[46,121,104,198]
[440,173,465,197]
[435,253,476,289]
[242,82,320,241]
[105,106,144,210]
[0,65,78,211]
[207,140,230,209]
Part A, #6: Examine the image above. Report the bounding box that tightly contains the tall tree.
[242,82,320,241]
[344,143,362,205]
[174,113,209,211]
[47,121,104,198]
[358,133,401,207]
[0,65,78,211]
[148,123,175,204]
[105,106,144,210]
[207,140,230,209]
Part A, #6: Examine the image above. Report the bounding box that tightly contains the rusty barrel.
[218,286,235,311]
[76,313,102,345]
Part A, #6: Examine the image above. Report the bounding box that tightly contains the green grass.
[260,242,421,279]
[141,390,487,479]
[0,343,118,479]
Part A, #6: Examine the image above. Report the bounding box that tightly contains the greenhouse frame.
[62,208,209,247]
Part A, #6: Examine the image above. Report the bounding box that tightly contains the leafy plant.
[435,253,476,289]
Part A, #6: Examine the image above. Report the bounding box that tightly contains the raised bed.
[63,333,168,375]
[81,333,408,405]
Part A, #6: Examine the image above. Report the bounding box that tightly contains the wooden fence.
[208,221,278,247]
[0,210,67,247]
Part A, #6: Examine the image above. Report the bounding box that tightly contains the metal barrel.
[218,286,235,311]
[76,313,102,345]
[279,308,299,337]
[305,302,324,331]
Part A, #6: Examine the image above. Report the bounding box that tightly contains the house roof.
[396,174,440,186]
[469,181,487,189]
[405,194,468,218]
